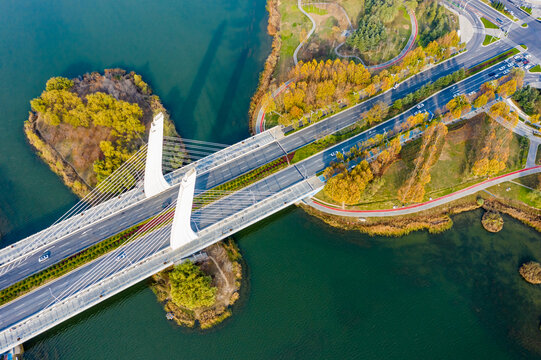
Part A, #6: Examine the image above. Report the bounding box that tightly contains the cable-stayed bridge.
[0,112,325,352]
[0,49,537,351]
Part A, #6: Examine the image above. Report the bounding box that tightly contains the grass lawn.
[315,115,531,210]
[277,0,312,77]
[303,5,328,15]
[337,0,364,24]
[486,174,541,209]
[483,35,500,46]
[531,65,541,73]
[481,17,499,29]
[521,23,528,28]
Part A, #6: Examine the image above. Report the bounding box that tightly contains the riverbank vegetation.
[315,108,528,211]
[305,187,539,236]
[150,239,243,329]
[25,69,178,196]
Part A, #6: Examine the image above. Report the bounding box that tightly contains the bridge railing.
[0,175,323,354]
[0,127,282,269]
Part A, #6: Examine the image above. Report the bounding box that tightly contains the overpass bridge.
[0,39,539,352]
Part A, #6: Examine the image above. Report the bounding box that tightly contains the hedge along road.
[305,165,541,217]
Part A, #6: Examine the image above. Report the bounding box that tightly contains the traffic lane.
[279,44,511,154]
[499,0,530,21]
[469,0,513,27]
[192,167,305,230]
[194,142,285,190]
[0,186,178,290]
[0,225,172,331]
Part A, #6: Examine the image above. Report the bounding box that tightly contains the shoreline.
[249,0,281,134]
[299,193,540,236]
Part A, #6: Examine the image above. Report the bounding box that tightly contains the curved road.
[306,166,541,217]
[334,9,418,70]
[293,0,316,66]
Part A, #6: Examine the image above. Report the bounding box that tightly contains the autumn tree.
[496,79,517,98]
[363,101,389,125]
[45,77,74,91]
[489,101,518,126]
[169,261,216,310]
[324,160,373,207]
[446,94,471,119]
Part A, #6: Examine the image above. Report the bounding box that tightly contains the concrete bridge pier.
[144,112,170,198]
[170,168,198,249]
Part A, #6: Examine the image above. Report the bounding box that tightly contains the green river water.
[1,0,541,359]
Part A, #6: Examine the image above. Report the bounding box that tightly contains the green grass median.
[481,17,499,29]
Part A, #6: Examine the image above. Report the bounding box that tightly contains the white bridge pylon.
[171,168,198,249]
[144,112,171,198]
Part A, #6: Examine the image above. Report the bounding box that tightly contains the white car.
[416,103,424,109]
[38,250,51,263]
[526,63,534,70]
[503,69,510,74]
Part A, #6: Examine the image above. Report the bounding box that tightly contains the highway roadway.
[0,33,518,292]
[0,58,535,333]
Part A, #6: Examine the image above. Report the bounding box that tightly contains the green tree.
[45,77,74,91]
[169,261,216,310]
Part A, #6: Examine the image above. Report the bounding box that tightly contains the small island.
[481,211,504,232]
[150,239,243,329]
[519,261,541,285]
[25,69,178,196]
